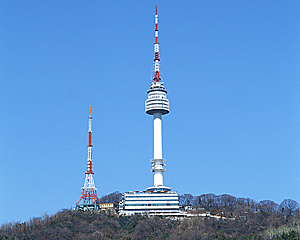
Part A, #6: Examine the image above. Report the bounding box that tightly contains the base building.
[119,189,183,216]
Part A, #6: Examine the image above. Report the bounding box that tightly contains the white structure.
[145,6,170,191]
[119,7,184,216]
[119,190,182,216]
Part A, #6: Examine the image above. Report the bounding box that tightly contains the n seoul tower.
[145,6,170,191]
[118,6,180,216]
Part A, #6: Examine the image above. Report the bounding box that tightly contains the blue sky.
[1,0,299,224]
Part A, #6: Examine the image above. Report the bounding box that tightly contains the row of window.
[125,203,178,206]
[125,199,178,202]
[147,100,168,103]
[146,103,169,106]
[148,92,166,96]
[122,209,179,212]
[125,195,178,198]
[147,94,168,98]
[145,105,169,109]
[146,98,169,102]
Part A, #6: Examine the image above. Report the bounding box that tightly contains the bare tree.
[100,191,122,205]
[258,200,278,213]
[179,193,194,206]
[279,199,300,217]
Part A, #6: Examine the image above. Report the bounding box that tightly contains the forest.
[1,192,299,240]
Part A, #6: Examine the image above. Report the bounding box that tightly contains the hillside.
[1,193,300,240]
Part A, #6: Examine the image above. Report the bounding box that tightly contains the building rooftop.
[125,189,177,195]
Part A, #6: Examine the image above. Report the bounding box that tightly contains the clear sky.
[1,0,299,224]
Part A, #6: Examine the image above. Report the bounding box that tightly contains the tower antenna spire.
[153,5,161,82]
[75,105,101,211]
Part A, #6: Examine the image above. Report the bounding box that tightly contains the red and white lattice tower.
[75,105,101,211]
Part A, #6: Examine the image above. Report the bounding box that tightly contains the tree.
[218,194,237,211]
[100,191,122,206]
[258,200,278,213]
[279,199,300,217]
[179,194,194,206]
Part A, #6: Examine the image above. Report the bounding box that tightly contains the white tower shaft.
[153,112,163,187]
[154,170,163,187]
[153,113,162,160]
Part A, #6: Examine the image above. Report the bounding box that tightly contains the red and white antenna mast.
[153,5,161,82]
[75,105,101,210]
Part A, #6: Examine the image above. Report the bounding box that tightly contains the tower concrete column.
[153,112,162,160]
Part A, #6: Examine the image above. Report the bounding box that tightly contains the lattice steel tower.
[145,6,170,191]
[75,105,101,211]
